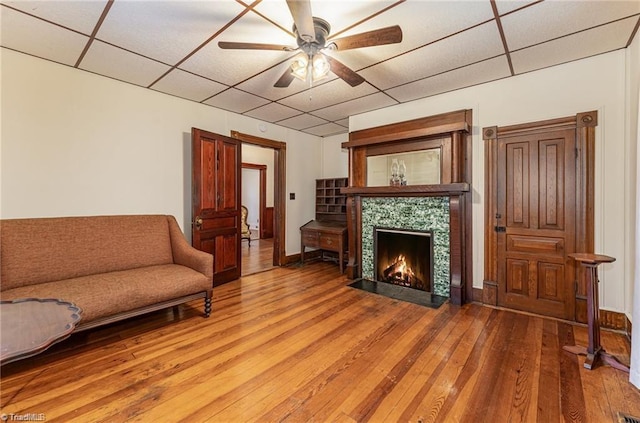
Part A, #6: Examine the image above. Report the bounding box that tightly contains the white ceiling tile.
[79,40,171,87]
[180,10,296,86]
[511,17,638,75]
[204,88,270,113]
[97,1,246,65]
[502,0,640,51]
[244,102,301,122]
[334,118,349,128]
[278,113,328,130]
[360,21,504,89]
[3,0,108,34]
[387,56,511,102]
[152,69,226,102]
[304,122,349,137]
[312,92,397,122]
[278,78,377,112]
[494,1,538,16]
[0,5,88,66]
[327,0,495,71]
[254,0,398,37]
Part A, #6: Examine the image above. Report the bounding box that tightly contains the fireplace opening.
[374,227,433,292]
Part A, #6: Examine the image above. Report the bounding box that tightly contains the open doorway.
[241,160,275,276]
[231,131,286,277]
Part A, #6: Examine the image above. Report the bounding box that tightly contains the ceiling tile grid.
[79,40,172,88]
[1,0,638,136]
[1,5,89,66]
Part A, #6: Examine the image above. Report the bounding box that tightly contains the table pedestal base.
[562,344,630,372]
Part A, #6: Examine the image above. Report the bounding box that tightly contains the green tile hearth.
[361,196,450,297]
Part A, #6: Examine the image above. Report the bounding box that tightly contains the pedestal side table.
[563,253,629,372]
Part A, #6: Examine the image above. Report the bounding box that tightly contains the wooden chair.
[240,205,251,246]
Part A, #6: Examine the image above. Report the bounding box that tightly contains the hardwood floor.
[1,262,638,422]
[241,237,275,276]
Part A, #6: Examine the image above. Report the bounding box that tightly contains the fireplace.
[341,109,473,305]
[374,227,433,292]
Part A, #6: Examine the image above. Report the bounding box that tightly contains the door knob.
[194,216,203,229]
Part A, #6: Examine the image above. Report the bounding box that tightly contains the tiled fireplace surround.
[342,109,473,305]
[361,197,450,297]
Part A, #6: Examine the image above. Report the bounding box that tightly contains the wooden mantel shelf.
[341,183,470,197]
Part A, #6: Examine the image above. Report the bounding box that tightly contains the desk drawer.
[301,231,319,248]
[319,233,341,250]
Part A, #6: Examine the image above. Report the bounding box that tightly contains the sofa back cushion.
[1,215,174,290]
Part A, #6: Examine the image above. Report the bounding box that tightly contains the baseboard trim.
[482,280,498,306]
[472,287,483,303]
[474,287,629,334]
[599,309,629,332]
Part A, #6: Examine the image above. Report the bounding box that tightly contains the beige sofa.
[0,215,213,331]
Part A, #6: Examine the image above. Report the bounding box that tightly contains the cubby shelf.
[315,177,348,222]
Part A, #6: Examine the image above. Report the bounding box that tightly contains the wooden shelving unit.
[315,177,348,222]
[301,177,349,272]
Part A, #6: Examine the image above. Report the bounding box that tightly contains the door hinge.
[494,226,506,233]
[575,147,579,160]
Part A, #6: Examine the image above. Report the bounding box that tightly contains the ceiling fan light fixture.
[311,54,330,81]
[290,54,309,81]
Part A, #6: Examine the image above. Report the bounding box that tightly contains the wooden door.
[192,128,241,285]
[495,129,577,319]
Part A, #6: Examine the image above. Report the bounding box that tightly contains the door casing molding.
[231,131,286,267]
[482,111,597,322]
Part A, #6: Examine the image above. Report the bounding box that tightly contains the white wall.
[629,28,640,388]
[350,50,634,314]
[0,49,323,256]
[321,133,348,178]
[241,167,260,231]
[242,143,275,208]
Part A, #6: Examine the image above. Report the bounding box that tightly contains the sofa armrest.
[167,216,213,282]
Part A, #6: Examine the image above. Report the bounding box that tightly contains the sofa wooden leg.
[204,296,212,317]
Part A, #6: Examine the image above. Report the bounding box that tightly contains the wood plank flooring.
[242,238,275,276]
[1,262,638,422]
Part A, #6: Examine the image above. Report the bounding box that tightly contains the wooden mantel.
[342,109,474,305]
[342,183,470,197]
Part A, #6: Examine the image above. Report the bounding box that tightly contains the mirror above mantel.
[366,147,442,187]
[342,110,472,189]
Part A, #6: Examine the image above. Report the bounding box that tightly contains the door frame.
[241,162,267,239]
[231,131,286,267]
[482,111,597,322]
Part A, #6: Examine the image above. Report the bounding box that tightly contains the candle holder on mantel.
[390,159,400,186]
[398,160,407,186]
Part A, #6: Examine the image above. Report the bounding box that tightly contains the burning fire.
[382,254,423,289]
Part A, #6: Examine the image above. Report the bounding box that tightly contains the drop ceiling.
[1,0,638,137]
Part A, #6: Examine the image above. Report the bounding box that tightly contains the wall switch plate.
[289,193,295,200]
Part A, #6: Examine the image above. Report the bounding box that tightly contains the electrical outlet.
[290,193,295,200]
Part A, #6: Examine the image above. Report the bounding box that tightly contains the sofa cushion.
[1,215,174,290]
[0,264,210,323]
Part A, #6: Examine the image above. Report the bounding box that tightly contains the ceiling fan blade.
[286,0,315,42]
[218,41,294,51]
[324,55,365,87]
[274,67,295,88]
[330,25,403,51]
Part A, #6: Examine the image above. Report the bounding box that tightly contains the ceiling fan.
[218,0,403,88]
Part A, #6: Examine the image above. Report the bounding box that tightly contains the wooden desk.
[563,253,629,372]
[300,220,347,273]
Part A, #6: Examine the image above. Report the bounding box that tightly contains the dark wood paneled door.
[496,128,577,319]
[192,128,241,285]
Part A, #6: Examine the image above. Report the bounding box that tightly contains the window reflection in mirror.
[366,149,441,187]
